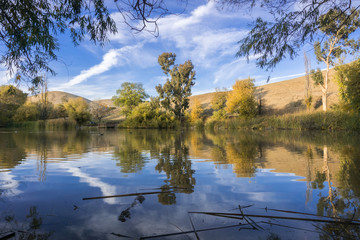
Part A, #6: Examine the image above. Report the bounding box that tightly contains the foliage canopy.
[219,0,360,70]
[226,78,257,118]
[63,97,91,126]
[0,85,27,125]
[336,59,360,113]
[112,82,148,117]
[311,8,360,111]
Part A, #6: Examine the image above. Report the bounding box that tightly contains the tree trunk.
[322,89,327,112]
[322,64,330,112]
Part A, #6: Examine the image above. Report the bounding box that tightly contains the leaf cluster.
[0,0,116,82]
[335,59,360,113]
[0,85,27,125]
[310,68,324,86]
[314,8,360,66]
[231,0,359,69]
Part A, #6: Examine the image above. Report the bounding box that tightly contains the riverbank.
[205,111,360,131]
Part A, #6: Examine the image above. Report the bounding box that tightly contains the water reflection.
[2,206,51,239]
[0,129,360,238]
[155,132,195,204]
[0,133,26,170]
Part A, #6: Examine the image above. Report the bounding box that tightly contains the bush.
[118,102,179,129]
[13,102,39,122]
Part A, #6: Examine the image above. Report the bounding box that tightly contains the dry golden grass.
[27,91,91,105]
[189,69,339,114]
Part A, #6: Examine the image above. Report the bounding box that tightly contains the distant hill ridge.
[28,91,92,105]
[28,71,339,115]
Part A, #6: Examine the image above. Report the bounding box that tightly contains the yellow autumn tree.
[64,98,91,126]
[226,78,257,118]
[190,99,204,122]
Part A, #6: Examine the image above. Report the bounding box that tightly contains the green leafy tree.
[311,9,360,112]
[226,78,257,118]
[335,59,360,113]
[13,102,39,122]
[63,98,91,126]
[211,88,227,120]
[112,82,148,117]
[156,52,196,124]
[221,0,360,70]
[0,85,27,125]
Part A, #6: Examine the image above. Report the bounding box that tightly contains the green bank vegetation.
[0,78,113,129]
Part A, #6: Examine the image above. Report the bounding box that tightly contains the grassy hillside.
[189,70,339,114]
[28,70,340,119]
[27,91,91,105]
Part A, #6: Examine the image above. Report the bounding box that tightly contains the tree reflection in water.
[207,131,265,178]
[312,145,360,239]
[154,132,195,205]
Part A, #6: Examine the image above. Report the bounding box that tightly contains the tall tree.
[312,9,360,111]
[112,82,148,117]
[156,52,195,124]
[217,0,360,70]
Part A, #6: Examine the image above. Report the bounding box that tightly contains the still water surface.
[0,129,359,239]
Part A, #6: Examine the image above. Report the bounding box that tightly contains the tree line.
[111,51,258,128]
[0,84,112,127]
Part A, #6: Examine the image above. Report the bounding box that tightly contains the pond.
[0,129,359,239]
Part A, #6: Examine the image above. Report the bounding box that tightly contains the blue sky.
[0,0,328,100]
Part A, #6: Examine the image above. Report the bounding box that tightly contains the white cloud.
[63,48,126,88]
[133,1,250,68]
[59,44,156,90]
[0,171,22,198]
[0,68,11,85]
[213,58,253,84]
[66,167,117,204]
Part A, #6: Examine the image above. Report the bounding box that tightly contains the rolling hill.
[28,71,340,118]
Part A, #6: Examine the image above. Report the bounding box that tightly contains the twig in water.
[110,232,132,238]
[261,208,360,223]
[83,191,172,200]
[0,231,15,240]
[189,212,360,225]
[260,221,321,234]
[311,224,335,239]
[188,214,200,240]
[140,223,243,239]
